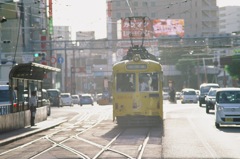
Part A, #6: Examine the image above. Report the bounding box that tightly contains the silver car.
[181,88,198,104]
[215,88,240,128]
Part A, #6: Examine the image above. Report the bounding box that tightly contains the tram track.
[0,108,162,159]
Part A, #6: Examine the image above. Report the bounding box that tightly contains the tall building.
[219,6,240,34]
[107,0,219,40]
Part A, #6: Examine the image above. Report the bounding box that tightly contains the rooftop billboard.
[118,18,184,39]
[118,18,153,39]
[153,19,184,38]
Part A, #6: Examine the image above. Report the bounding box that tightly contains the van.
[199,83,219,107]
[47,89,62,107]
[60,93,73,106]
[0,85,16,115]
[0,85,16,105]
[215,88,240,128]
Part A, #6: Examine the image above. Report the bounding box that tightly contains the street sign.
[58,57,64,64]
[50,57,57,64]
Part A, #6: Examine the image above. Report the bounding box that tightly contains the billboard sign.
[119,18,153,39]
[153,19,184,38]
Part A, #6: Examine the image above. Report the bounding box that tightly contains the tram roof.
[9,62,61,81]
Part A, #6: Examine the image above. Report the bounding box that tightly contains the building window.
[142,2,148,6]
[134,1,138,7]
[116,1,121,6]
[125,13,130,17]
[151,2,156,7]
[151,13,156,18]
[116,12,121,19]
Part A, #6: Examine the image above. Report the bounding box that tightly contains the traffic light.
[34,52,46,58]
[34,52,46,63]
[3,40,11,44]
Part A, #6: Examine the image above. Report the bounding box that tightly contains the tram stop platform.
[0,117,66,146]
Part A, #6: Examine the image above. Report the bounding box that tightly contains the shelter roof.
[9,62,60,81]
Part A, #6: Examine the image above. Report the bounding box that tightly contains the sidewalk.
[0,117,67,146]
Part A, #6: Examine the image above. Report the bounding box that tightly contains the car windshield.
[217,91,240,104]
[0,90,10,102]
[48,91,59,97]
[61,95,70,98]
[201,86,219,94]
[183,91,196,95]
[208,90,217,96]
[81,96,91,100]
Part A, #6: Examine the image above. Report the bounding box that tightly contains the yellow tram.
[112,46,163,126]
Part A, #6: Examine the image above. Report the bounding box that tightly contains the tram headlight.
[133,54,141,62]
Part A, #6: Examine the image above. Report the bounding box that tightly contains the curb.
[0,119,67,146]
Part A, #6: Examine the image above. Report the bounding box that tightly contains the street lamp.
[0,16,7,23]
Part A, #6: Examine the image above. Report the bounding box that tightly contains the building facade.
[219,6,240,34]
[107,0,219,40]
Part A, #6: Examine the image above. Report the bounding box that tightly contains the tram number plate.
[225,118,233,122]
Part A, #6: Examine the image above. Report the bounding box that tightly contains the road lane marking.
[187,115,220,159]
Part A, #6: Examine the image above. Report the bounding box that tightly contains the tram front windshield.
[116,72,159,92]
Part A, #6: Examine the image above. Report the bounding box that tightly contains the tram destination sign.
[126,64,147,70]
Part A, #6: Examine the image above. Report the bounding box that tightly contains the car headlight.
[217,106,224,111]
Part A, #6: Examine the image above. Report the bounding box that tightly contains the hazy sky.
[53,0,240,39]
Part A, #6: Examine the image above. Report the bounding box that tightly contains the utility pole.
[64,42,67,92]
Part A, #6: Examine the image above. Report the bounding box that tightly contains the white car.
[61,93,73,106]
[215,88,240,128]
[71,95,80,105]
[181,88,198,104]
[163,91,169,100]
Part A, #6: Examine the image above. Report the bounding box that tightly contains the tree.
[224,55,240,83]
[175,59,196,87]
[175,59,195,74]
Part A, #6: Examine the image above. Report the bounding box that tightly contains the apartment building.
[219,6,240,34]
[107,0,219,40]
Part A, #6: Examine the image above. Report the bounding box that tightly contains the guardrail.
[0,104,11,115]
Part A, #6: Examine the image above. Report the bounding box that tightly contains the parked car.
[199,83,219,107]
[60,93,73,106]
[38,89,51,116]
[0,85,16,106]
[71,94,80,105]
[215,88,240,128]
[47,89,62,107]
[181,88,198,104]
[205,88,219,114]
[79,94,94,106]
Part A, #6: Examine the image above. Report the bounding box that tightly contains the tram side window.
[139,72,159,92]
[116,73,135,92]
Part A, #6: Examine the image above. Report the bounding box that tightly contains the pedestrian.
[29,91,37,126]
[139,78,149,91]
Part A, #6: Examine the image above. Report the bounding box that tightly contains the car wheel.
[215,122,220,128]
[206,107,209,114]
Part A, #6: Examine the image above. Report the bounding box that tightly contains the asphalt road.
[163,100,240,159]
[1,101,240,159]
